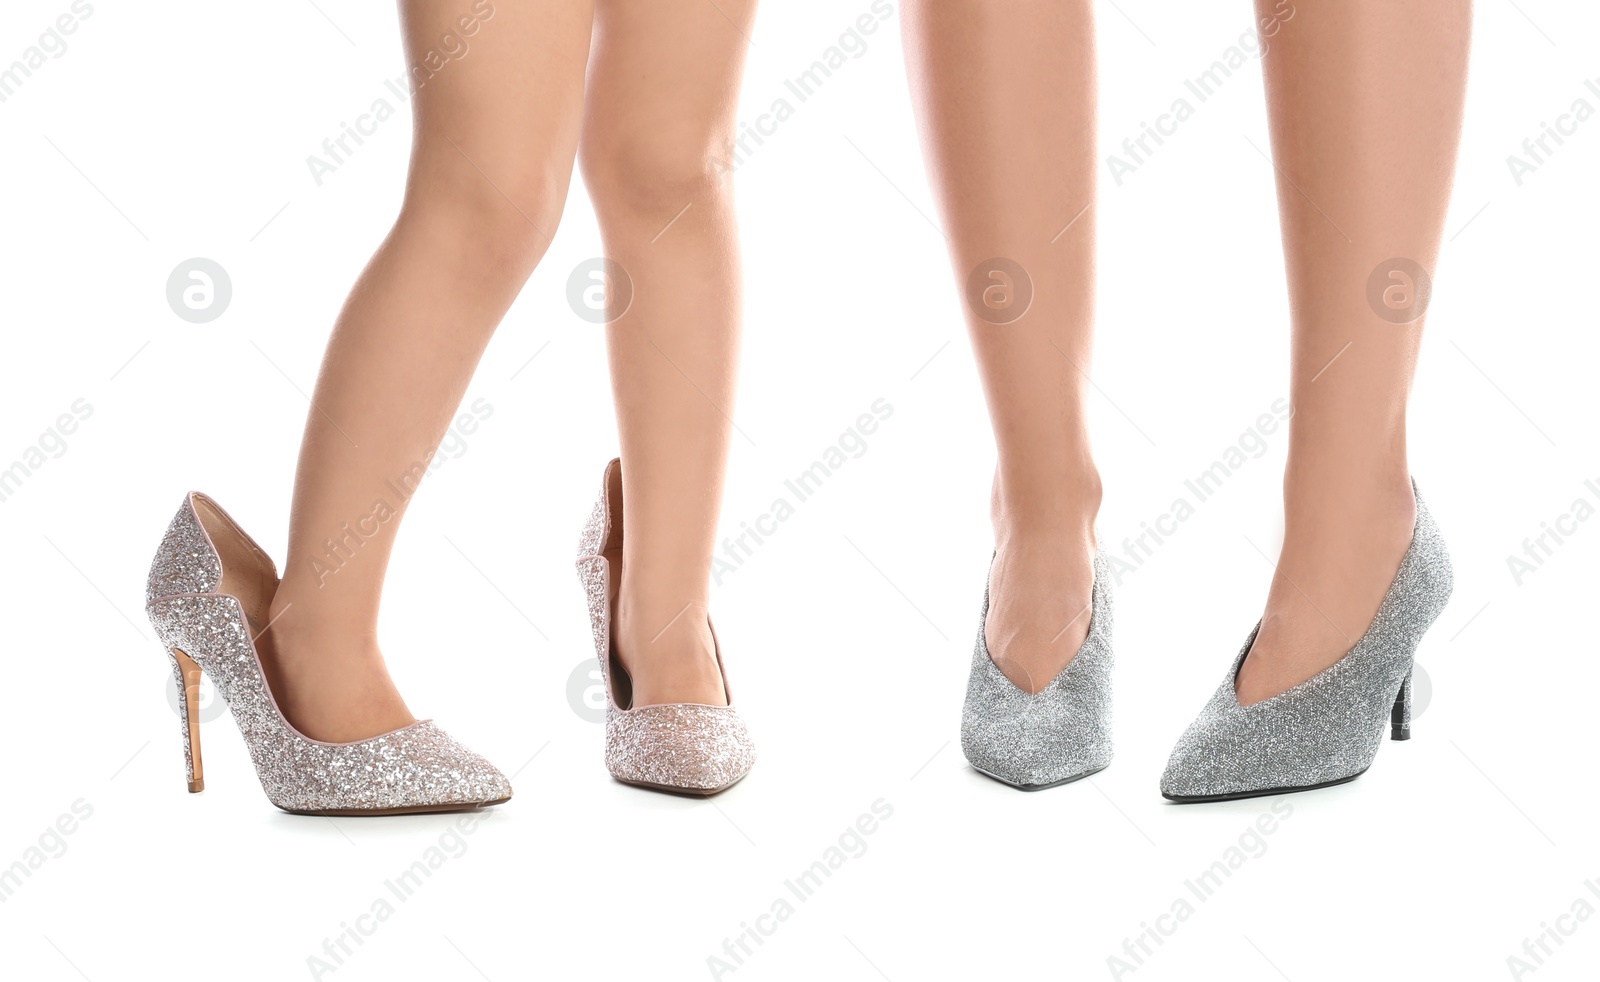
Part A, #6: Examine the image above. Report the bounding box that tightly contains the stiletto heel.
[575,459,756,795]
[1391,672,1413,742]
[169,648,205,793]
[1160,480,1452,802]
[146,492,512,814]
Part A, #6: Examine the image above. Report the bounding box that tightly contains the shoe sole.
[1160,767,1371,804]
[284,795,513,817]
[612,773,748,797]
[969,761,1109,792]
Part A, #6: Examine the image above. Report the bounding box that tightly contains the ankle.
[1283,438,1408,505]
[267,573,381,645]
[260,610,380,667]
[611,598,725,707]
[991,463,1101,546]
[614,592,713,659]
[1281,464,1413,543]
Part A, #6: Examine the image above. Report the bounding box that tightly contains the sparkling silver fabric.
[961,548,1114,789]
[1160,483,1453,800]
[146,496,221,603]
[575,459,756,794]
[145,496,512,814]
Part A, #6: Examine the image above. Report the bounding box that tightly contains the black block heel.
[1390,673,1412,741]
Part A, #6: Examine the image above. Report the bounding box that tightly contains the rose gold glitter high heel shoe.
[574,459,756,795]
[145,492,513,815]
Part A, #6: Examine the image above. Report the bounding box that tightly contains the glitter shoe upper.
[145,494,512,814]
[575,459,757,794]
[960,549,1115,788]
[1159,483,1453,800]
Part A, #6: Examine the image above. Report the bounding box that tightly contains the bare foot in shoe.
[253,598,417,743]
[1234,475,1417,706]
[612,594,728,708]
[984,525,1098,695]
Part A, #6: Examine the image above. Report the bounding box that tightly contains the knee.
[399,159,570,277]
[579,126,731,221]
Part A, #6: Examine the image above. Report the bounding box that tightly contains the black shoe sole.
[970,761,1110,792]
[1160,766,1371,804]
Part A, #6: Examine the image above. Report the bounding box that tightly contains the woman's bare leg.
[579,0,757,706]
[1235,0,1471,704]
[264,0,594,740]
[902,1,1100,693]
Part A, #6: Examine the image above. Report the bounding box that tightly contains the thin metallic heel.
[1391,672,1413,742]
[169,648,205,793]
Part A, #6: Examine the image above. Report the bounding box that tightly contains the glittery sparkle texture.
[145,495,512,814]
[1160,482,1453,801]
[961,549,1115,789]
[146,496,221,604]
[575,459,756,794]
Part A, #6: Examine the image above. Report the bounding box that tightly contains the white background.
[2,1,1597,979]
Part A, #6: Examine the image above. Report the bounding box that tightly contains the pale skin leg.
[263,0,754,739]
[580,0,757,708]
[1234,0,1471,704]
[263,0,593,742]
[902,1,1101,694]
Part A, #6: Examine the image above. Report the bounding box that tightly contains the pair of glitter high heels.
[961,481,1453,801]
[144,459,754,816]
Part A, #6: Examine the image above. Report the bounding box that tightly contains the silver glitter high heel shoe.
[145,493,513,815]
[574,459,756,795]
[1159,481,1452,802]
[961,547,1114,790]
